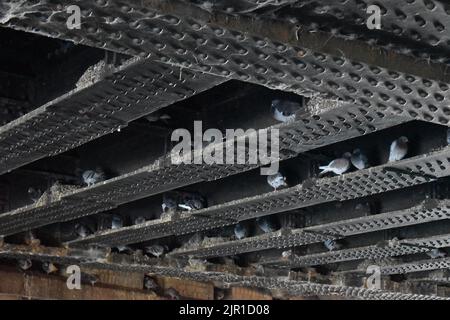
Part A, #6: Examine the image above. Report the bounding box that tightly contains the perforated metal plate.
[380,257,450,275]
[263,233,450,268]
[0,244,447,300]
[70,146,450,247]
[170,200,450,258]
[0,104,406,236]
[0,58,226,174]
[2,0,450,127]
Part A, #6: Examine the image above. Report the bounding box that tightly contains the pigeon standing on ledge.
[111,215,123,229]
[82,167,105,187]
[74,223,92,239]
[426,248,447,259]
[178,192,207,211]
[388,136,409,162]
[234,223,248,240]
[271,99,303,123]
[323,239,343,251]
[256,217,277,233]
[319,153,351,176]
[18,259,32,271]
[267,172,288,191]
[351,149,369,170]
[145,244,167,258]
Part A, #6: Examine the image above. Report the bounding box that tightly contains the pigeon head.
[342,152,352,159]
[399,136,409,143]
[352,149,361,156]
[271,99,281,110]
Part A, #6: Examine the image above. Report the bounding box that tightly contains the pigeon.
[351,149,369,170]
[111,215,123,229]
[234,223,248,240]
[134,216,146,225]
[426,248,447,259]
[162,193,178,213]
[82,168,105,186]
[281,250,293,259]
[388,136,409,162]
[18,259,32,271]
[24,230,40,246]
[319,152,352,176]
[323,239,343,251]
[165,288,181,300]
[271,99,302,122]
[178,192,207,211]
[376,237,401,248]
[81,272,99,286]
[42,262,58,274]
[267,172,288,190]
[256,217,277,233]
[28,187,43,203]
[116,245,133,254]
[145,244,167,258]
[144,276,159,291]
[74,223,92,238]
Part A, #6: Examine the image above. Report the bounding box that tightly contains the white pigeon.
[426,248,447,259]
[267,172,288,190]
[145,245,166,258]
[234,223,248,240]
[319,152,352,176]
[351,149,369,170]
[323,239,343,251]
[271,99,302,122]
[18,259,32,271]
[82,168,105,186]
[257,217,277,233]
[388,136,409,162]
[74,223,91,238]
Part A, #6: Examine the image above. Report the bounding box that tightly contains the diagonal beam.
[169,200,450,258]
[1,1,450,126]
[0,58,226,174]
[69,146,450,247]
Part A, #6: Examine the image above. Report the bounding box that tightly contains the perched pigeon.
[323,239,343,251]
[319,153,352,176]
[267,172,288,190]
[144,276,159,291]
[256,217,277,233]
[134,216,146,225]
[116,245,133,254]
[178,192,207,211]
[271,99,302,122]
[165,287,181,300]
[234,223,248,240]
[18,259,32,271]
[426,248,447,259]
[82,168,105,186]
[111,215,123,229]
[28,187,43,203]
[351,149,369,170]
[388,136,409,162]
[145,244,167,258]
[24,230,39,246]
[281,250,292,259]
[81,272,99,286]
[42,262,58,274]
[376,237,400,248]
[162,193,178,213]
[74,223,92,238]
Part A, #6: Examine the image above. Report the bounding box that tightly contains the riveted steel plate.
[2,1,450,127]
[0,244,447,300]
[170,200,450,258]
[0,103,406,236]
[0,58,226,174]
[263,233,450,268]
[380,257,450,275]
[69,146,450,247]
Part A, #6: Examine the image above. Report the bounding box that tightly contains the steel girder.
[262,232,450,268]
[0,103,406,236]
[0,244,447,300]
[379,257,450,276]
[169,200,450,259]
[1,1,450,127]
[68,146,450,247]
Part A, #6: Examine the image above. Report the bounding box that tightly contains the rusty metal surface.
[2,0,450,128]
[169,200,450,258]
[69,146,450,247]
[0,58,226,174]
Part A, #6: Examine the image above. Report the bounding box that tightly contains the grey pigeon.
[144,276,159,291]
[257,217,277,233]
[82,168,105,186]
[74,223,92,238]
[178,192,207,211]
[18,259,32,271]
[388,136,409,162]
[165,287,181,300]
[111,215,123,229]
[42,262,58,274]
[116,245,133,254]
[271,99,302,122]
[426,248,447,259]
[351,149,369,170]
[267,172,288,190]
[28,187,43,203]
[319,153,352,176]
[162,193,178,213]
[145,244,167,258]
[323,239,343,251]
[234,223,248,240]
[134,216,146,225]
